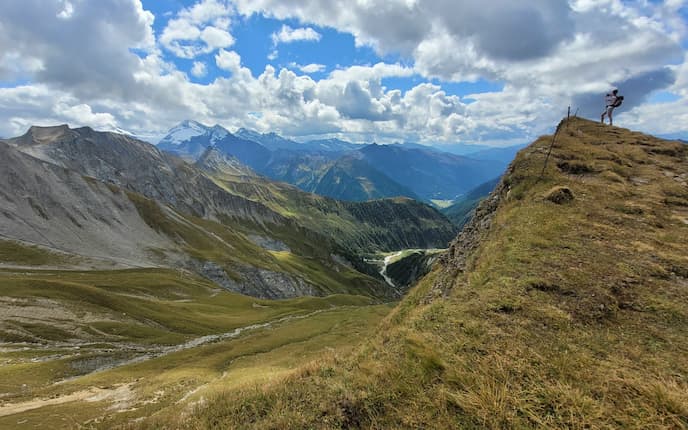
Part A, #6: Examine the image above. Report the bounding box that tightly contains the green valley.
[0,124,452,427]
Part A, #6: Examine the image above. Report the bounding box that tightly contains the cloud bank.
[0,0,686,145]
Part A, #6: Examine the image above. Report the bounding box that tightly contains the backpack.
[612,95,624,107]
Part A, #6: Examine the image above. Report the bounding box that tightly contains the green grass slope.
[313,156,419,202]
[123,189,390,299]
[164,117,688,429]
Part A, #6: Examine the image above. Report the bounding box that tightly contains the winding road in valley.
[379,251,402,288]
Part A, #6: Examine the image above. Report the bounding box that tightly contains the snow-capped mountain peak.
[209,124,229,144]
[158,120,210,146]
[157,120,235,161]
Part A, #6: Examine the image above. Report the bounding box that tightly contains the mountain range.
[156,120,521,205]
[0,124,457,300]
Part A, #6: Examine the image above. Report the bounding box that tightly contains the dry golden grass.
[134,118,688,429]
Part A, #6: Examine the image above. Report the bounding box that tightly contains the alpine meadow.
[1,1,688,429]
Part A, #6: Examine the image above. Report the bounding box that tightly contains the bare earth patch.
[0,383,135,417]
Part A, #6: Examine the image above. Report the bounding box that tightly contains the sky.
[0,0,687,147]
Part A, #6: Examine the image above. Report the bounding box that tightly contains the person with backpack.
[601,89,623,125]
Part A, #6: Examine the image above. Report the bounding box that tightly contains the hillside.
[312,156,419,202]
[197,150,456,254]
[0,267,393,428]
[160,117,688,429]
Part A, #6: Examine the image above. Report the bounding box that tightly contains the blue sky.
[0,0,687,145]
[143,1,505,104]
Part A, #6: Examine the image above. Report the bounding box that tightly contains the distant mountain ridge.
[157,120,512,204]
[312,155,419,202]
[195,146,255,177]
[358,143,501,200]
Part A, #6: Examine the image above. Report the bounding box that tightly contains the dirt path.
[0,384,134,417]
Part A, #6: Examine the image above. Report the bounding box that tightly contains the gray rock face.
[238,266,319,299]
[194,260,318,299]
[195,147,255,177]
[0,140,173,266]
[247,234,290,252]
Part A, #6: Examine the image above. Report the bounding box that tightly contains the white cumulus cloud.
[271,25,322,45]
[295,63,326,74]
[0,0,686,146]
[191,61,208,78]
[160,0,234,58]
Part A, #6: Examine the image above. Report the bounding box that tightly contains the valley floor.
[0,268,392,429]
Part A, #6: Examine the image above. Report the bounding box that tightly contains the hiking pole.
[538,119,565,181]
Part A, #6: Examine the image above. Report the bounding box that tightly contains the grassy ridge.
[167,118,688,429]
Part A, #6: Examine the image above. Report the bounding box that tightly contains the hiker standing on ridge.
[601,89,623,126]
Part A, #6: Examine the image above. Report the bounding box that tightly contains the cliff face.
[177,118,688,429]
[432,174,508,294]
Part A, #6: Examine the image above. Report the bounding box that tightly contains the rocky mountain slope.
[196,150,456,254]
[0,140,172,267]
[163,117,688,429]
[1,125,455,299]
